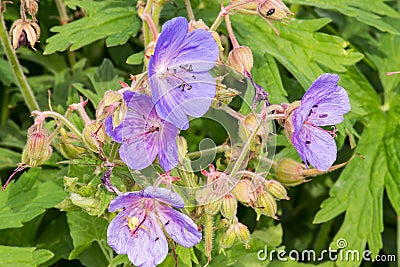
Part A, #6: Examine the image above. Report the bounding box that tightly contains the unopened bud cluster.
[196,165,239,221]
[219,217,251,252]
[232,173,289,220]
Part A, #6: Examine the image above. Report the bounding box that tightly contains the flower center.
[159,64,196,92]
[127,213,148,238]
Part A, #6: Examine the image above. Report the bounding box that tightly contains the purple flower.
[105,91,179,171]
[291,74,350,171]
[148,17,219,130]
[107,186,202,267]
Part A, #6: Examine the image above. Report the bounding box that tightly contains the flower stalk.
[0,5,40,112]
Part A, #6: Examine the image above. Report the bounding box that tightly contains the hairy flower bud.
[257,0,293,21]
[25,0,39,20]
[204,193,223,215]
[264,180,289,200]
[219,226,236,249]
[58,128,87,159]
[96,90,123,119]
[9,19,41,50]
[234,222,251,248]
[228,46,253,74]
[221,193,238,220]
[232,179,254,204]
[255,191,278,220]
[275,158,307,186]
[22,125,52,166]
[82,121,106,152]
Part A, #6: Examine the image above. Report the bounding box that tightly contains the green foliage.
[286,0,400,35]
[0,0,399,266]
[44,0,141,54]
[0,168,66,230]
[0,245,54,267]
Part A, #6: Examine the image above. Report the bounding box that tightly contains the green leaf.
[366,34,400,100]
[0,245,53,267]
[67,211,108,259]
[126,51,145,65]
[0,58,15,86]
[44,0,141,54]
[36,212,74,266]
[87,59,121,103]
[313,111,400,266]
[253,53,288,104]
[0,168,67,230]
[0,147,21,169]
[233,16,364,89]
[286,0,400,35]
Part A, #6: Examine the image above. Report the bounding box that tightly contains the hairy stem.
[230,118,261,177]
[186,144,230,159]
[152,0,165,30]
[204,213,213,265]
[184,0,195,21]
[0,8,40,112]
[54,0,69,25]
[225,14,239,48]
[142,0,153,48]
[32,110,83,142]
[210,0,257,31]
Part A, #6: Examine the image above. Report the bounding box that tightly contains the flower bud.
[234,222,251,247]
[204,193,223,215]
[255,191,278,220]
[221,193,237,220]
[58,128,87,159]
[257,0,293,21]
[82,121,107,152]
[232,179,254,203]
[275,158,307,187]
[228,46,253,74]
[25,0,39,20]
[264,180,289,200]
[96,90,123,119]
[278,101,300,142]
[22,126,52,166]
[191,19,209,30]
[219,226,236,249]
[212,77,240,108]
[9,19,40,50]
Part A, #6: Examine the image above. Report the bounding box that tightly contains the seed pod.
[221,193,238,220]
[219,226,236,249]
[82,121,106,153]
[257,0,293,21]
[204,193,223,215]
[9,19,40,50]
[264,180,289,200]
[275,158,307,187]
[234,222,251,247]
[25,0,39,20]
[232,179,254,204]
[228,46,253,74]
[255,191,278,220]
